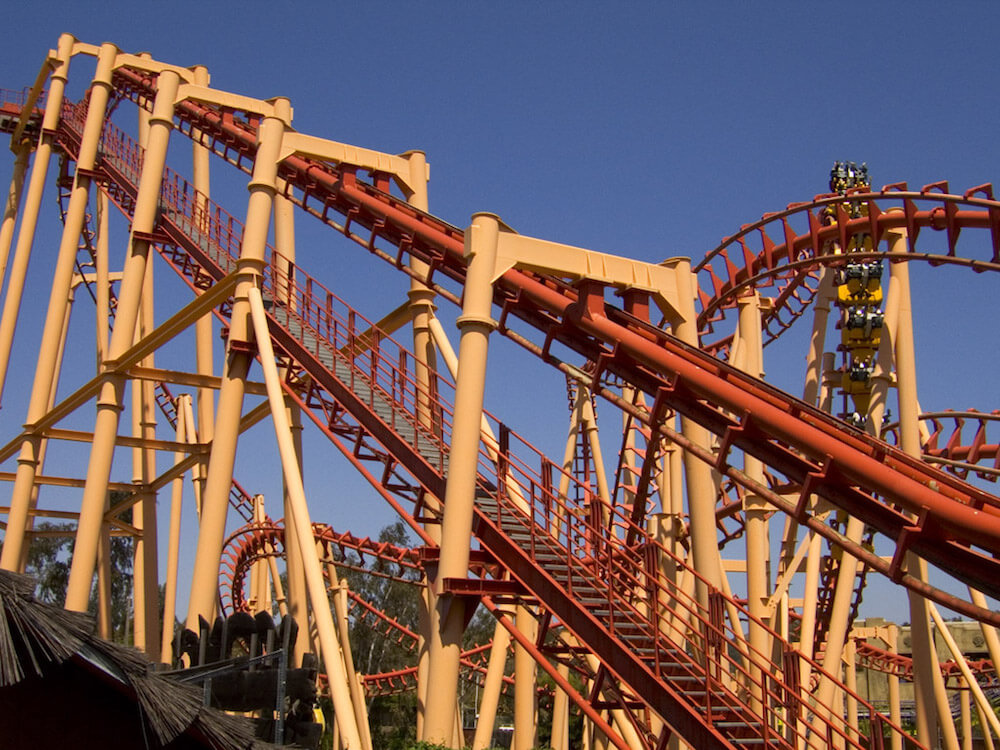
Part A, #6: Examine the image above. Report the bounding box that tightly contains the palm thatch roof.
[0,569,277,749]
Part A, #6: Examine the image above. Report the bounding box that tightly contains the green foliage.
[23,498,135,643]
[324,521,581,750]
[338,521,423,750]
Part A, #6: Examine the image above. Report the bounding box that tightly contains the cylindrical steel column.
[161,395,190,663]
[247,286,363,749]
[191,65,214,513]
[0,141,30,292]
[17,275,77,574]
[549,662,571,750]
[185,100,289,628]
[513,604,537,750]
[95,189,111,362]
[130,186,160,657]
[667,258,724,606]
[335,580,373,750]
[0,40,113,572]
[887,625,902,750]
[403,150,441,739]
[272,178,309,666]
[886,223,958,750]
[0,32,74,403]
[65,64,180,612]
[472,615,512,750]
[422,213,500,745]
[736,292,769,713]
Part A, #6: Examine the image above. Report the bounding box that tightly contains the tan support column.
[247,285,363,749]
[186,100,290,629]
[736,292,770,713]
[336,581,374,750]
[180,397,206,516]
[0,141,30,291]
[402,150,441,739]
[422,213,500,745]
[977,704,998,750]
[161,395,190,663]
[886,221,958,750]
[929,603,1000,739]
[667,258,724,607]
[799,360,846,731]
[472,615,512,750]
[268,553,288,618]
[579,391,612,509]
[250,495,266,612]
[887,625,902,750]
[192,63,215,455]
[803,270,836,408]
[272,178,308,667]
[648,513,679,641]
[549,662,571,750]
[813,514,864,716]
[960,679,972,750]
[404,150,435,413]
[17,275,77,574]
[64,63,180,613]
[844,640,859,742]
[0,40,112,572]
[186,63,213,522]
[513,604,538,750]
[95,524,113,638]
[95,190,111,362]
[284,402,309,666]
[0,33,74,402]
[968,587,1000,682]
[131,208,160,656]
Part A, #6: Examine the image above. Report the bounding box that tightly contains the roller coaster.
[0,35,998,750]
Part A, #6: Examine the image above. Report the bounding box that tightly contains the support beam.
[423,213,500,745]
[248,285,363,749]
[1,40,115,573]
[185,99,290,628]
[65,66,181,613]
[0,33,74,404]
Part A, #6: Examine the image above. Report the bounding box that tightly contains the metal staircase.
[44,82,921,750]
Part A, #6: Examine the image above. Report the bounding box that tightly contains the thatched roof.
[0,569,277,750]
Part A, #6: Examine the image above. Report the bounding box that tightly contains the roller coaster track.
[33,78,908,750]
[104,66,1000,613]
[3,57,1000,748]
[852,639,997,691]
[218,519,512,700]
[694,184,1000,355]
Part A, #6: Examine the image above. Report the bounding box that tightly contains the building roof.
[0,569,277,750]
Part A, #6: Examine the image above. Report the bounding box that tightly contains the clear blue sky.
[0,3,997,620]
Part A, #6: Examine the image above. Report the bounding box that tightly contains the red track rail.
[107,66,1000,602]
[695,185,1000,354]
[853,639,997,690]
[4,75,990,748]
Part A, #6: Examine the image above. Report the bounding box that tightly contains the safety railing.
[58,101,260,522]
[0,86,43,111]
[64,86,920,749]
[470,418,920,750]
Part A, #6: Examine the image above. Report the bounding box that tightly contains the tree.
[335,521,424,750]
[23,513,135,642]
